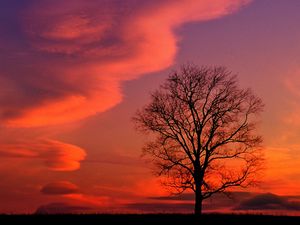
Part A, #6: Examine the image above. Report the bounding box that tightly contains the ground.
[0,214,300,225]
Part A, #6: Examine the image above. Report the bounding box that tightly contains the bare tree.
[133,64,264,215]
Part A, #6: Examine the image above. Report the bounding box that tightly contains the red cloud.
[41,181,79,195]
[0,139,86,171]
[0,0,251,127]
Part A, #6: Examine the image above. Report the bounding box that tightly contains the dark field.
[1,214,300,225]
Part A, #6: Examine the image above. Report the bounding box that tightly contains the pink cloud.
[0,139,86,171]
[0,0,252,127]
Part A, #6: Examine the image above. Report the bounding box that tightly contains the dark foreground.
[1,214,300,225]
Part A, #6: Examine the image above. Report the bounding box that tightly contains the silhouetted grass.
[0,213,300,225]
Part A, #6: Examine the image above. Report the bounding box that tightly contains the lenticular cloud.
[0,0,250,127]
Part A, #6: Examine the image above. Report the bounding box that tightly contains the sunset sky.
[1,0,300,214]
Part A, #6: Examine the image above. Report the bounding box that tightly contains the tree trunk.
[194,185,203,215]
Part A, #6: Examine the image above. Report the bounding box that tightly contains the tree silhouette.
[133,64,264,215]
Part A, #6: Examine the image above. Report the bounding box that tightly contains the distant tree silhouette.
[133,64,264,215]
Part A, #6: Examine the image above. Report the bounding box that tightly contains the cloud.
[35,202,92,214]
[235,193,300,211]
[41,181,79,195]
[35,191,300,214]
[39,185,116,213]
[0,139,86,171]
[136,192,300,213]
[147,192,256,212]
[64,193,111,207]
[0,0,251,127]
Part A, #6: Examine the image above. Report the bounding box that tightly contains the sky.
[0,0,300,214]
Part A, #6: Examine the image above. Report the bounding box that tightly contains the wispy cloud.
[0,0,251,127]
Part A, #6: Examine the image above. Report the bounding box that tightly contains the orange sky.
[0,0,300,214]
